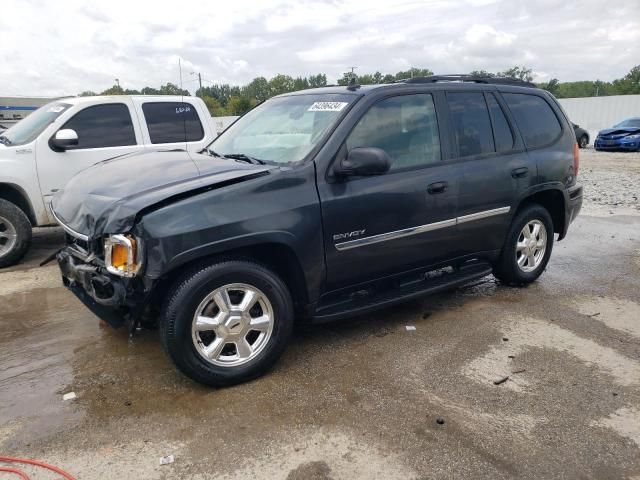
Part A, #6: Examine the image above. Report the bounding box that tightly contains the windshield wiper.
[202,147,224,158]
[0,135,11,146]
[222,153,266,165]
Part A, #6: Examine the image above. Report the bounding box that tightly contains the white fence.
[557,95,640,142]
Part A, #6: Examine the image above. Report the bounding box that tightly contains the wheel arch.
[0,183,36,225]
[150,241,310,317]
[515,187,566,239]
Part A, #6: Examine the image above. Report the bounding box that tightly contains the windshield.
[0,102,72,146]
[207,93,357,164]
[614,118,640,128]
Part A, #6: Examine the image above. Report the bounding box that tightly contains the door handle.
[511,167,529,178]
[427,181,448,194]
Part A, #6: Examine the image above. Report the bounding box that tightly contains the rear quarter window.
[142,102,204,144]
[503,93,562,149]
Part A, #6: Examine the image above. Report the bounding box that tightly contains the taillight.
[573,143,580,178]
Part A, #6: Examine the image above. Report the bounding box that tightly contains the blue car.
[594,117,640,151]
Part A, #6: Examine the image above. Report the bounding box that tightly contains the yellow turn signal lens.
[104,234,141,276]
[110,243,130,270]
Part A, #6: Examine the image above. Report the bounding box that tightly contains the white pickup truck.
[0,95,219,267]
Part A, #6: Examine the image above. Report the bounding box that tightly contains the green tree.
[158,82,190,96]
[498,66,534,82]
[268,74,295,96]
[308,74,327,88]
[78,90,97,97]
[243,76,270,102]
[202,96,226,116]
[100,85,124,95]
[540,78,560,95]
[140,86,160,95]
[612,65,640,94]
[469,70,496,78]
[226,95,253,115]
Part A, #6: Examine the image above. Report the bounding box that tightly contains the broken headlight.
[104,234,143,277]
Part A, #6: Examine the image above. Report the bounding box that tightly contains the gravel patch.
[579,148,640,215]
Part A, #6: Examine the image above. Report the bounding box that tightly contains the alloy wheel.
[515,219,547,273]
[0,215,17,259]
[191,283,274,367]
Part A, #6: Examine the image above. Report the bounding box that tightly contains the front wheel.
[493,204,554,286]
[0,199,32,268]
[160,259,294,387]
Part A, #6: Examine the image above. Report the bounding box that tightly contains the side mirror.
[49,129,78,151]
[336,147,391,177]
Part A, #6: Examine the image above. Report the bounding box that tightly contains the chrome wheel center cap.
[225,315,245,335]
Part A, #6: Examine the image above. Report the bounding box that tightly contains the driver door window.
[60,103,136,150]
[346,94,441,171]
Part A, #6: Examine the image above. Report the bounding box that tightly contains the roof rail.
[399,75,537,88]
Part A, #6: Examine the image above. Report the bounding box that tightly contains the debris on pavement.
[493,376,509,385]
[159,455,175,466]
[436,417,445,425]
[511,369,526,374]
[62,392,77,401]
[405,325,416,331]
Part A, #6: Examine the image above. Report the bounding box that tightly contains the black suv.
[52,75,583,386]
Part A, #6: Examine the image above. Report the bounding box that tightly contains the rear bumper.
[560,184,583,240]
[57,248,147,328]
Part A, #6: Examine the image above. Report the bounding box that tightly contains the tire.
[579,135,588,148]
[492,204,554,286]
[0,199,32,268]
[160,259,294,387]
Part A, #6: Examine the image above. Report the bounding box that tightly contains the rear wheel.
[0,199,32,268]
[493,204,554,285]
[160,259,294,387]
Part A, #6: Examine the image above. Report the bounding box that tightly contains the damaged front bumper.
[57,246,148,329]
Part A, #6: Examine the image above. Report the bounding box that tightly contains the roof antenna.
[178,57,190,156]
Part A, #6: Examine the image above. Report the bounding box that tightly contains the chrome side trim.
[49,203,90,241]
[334,206,511,251]
[456,206,511,224]
[335,218,457,251]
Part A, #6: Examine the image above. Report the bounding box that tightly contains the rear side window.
[62,104,136,149]
[503,93,562,149]
[447,92,494,157]
[486,93,514,152]
[142,102,204,144]
[347,93,441,171]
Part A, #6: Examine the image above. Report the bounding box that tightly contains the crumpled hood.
[597,127,640,137]
[51,150,271,238]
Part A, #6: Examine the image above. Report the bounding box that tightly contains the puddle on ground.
[591,407,640,447]
[572,296,640,338]
[462,315,640,391]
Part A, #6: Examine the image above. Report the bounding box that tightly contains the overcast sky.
[2,0,638,96]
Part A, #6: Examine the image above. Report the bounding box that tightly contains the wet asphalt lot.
[1,150,639,479]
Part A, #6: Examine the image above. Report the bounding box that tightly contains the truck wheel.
[0,199,32,268]
[492,204,554,286]
[160,259,294,387]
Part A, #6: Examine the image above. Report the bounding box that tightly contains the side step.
[312,261,493,323]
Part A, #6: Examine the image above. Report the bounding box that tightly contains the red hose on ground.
[0,466,30,480]
[0,456,76,480]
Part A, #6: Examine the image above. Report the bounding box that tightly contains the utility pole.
[191,72,203,97]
